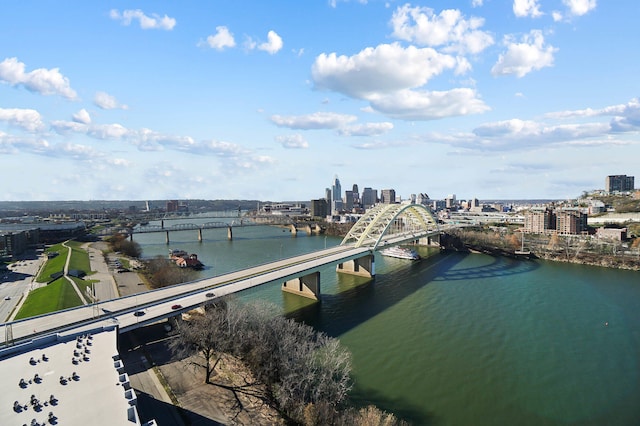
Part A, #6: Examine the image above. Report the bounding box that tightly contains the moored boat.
[379,246,420,260]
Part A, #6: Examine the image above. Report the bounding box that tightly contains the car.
[133,310,145,317]
[4,296,10,300]
[171,304,182,310]
[205,292,214,298]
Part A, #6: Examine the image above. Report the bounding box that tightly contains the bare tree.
[168,300,231,383]
[169,298,354,423]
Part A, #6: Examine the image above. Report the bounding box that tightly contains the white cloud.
[0,133,50,155]
[513,0,543,18]
[312,43,458,99]
[563,0,597,16]
[390,5,494,54]
[338,122,394,136]
[94,91,128,110]
[0,57,77,100]
[87,123,130,140]
[109,9,176,30]
[50,120,88,134]
[491,30,557,77]
[107,158,132,167]
[258,31,283,54]
[369,88,490,121]
[471,0,484,7]
[270,112,357,129]
[72,108,91,124]
[275,134,309,149]
[329,0,368,8]
[204,26,236,51]
[0,108,45,132]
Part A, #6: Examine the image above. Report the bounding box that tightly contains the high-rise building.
[445,194,456,209]
[166,200,178,212]
[352,184,360,205]
[556,209,588,235]
[344,190,354,211]
[361,187,377,208]
[606,175,634,193]
[524,208,554,234]
[310,199,328,219]
[331,175,342,214]
[416,193,430,205]
[381,189,396,204]
[331,175,341,201]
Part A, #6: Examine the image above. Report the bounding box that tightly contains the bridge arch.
[340,203,439,249]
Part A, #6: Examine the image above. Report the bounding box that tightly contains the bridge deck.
[1,229,441,347]
[1,244,371,345]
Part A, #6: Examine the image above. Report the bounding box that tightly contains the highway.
[1,243,372,345]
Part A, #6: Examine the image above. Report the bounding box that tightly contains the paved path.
[84,242,120,301]
[61,241,88,305]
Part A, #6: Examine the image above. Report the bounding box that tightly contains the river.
[133,220,640,425]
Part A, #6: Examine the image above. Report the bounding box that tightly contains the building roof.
[0,326,142,426]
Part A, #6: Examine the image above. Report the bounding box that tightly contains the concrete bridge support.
[290,224,297,236]
[198,228,203,242]
[227,226,233,241]
[336,254,375,278]
[165,231,170,245]
[419,233,440,247]
[282,271,320,300]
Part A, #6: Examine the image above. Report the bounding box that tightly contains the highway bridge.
[2,203,442,347]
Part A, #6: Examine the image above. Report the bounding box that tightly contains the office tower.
[381,189,396,204]
[606,175,634,193]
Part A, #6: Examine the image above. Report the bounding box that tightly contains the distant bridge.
[2,203,444,346]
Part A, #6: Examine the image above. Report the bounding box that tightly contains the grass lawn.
[36,243,68,283]
[15,278,83,320]
[73,276,97,300]
[67,240,93,275]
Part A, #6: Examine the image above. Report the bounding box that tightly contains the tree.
[144,256,198,288]
[168,300,232,383]
[169,298,353,424]
[106,232,141,258]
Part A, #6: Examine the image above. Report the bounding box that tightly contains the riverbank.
[442,229,640,271]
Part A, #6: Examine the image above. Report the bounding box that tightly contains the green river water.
[133,221,640,425]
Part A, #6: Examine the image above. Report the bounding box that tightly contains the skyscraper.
[606,175,634,193]
[331,175,341,201]
[331,175,342,214]
[362,187,377,208]
[381,189,396,204]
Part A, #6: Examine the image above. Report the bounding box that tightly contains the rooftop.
[0,325,142,426]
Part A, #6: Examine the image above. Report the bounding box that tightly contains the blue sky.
[1,0,638,202]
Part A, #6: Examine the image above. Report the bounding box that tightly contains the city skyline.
[1,1,638,202]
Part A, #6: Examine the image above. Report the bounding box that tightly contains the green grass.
[37,243,68,283]
[15,278,83,320]
[67,240,93,275]
[73,276,96,300]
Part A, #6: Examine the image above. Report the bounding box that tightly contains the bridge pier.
[227,226,233,240]
[165,230,170,245]
[290,224,297,236]
[198,228,203,242]
[419,233,440,247]
[282,271,320,300]
[336,254,375,278]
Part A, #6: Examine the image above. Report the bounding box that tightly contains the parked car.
[133,310,145,317]
[171,304,182,310]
